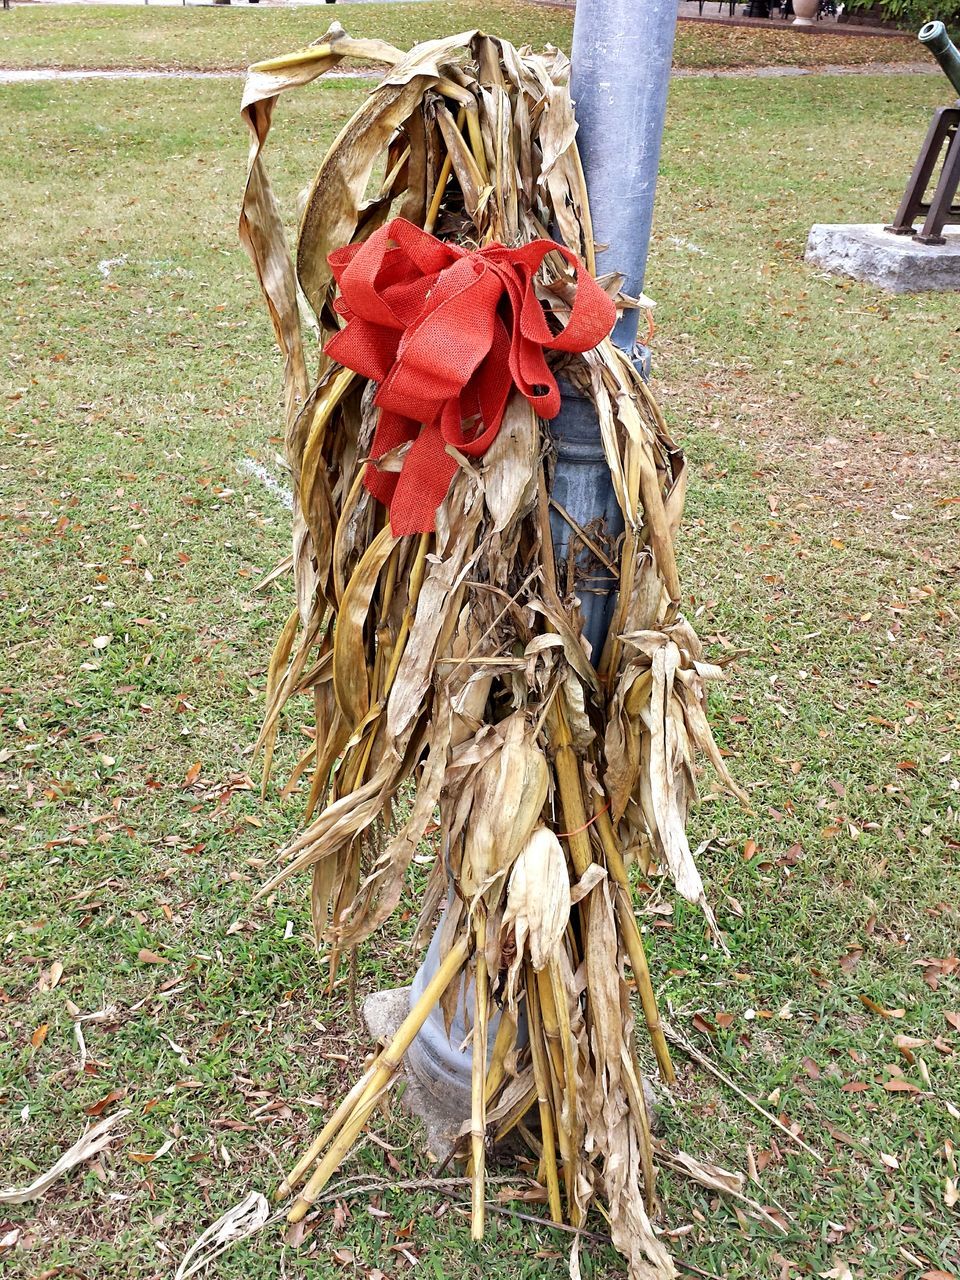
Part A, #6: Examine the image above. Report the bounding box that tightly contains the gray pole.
[404,0,679,1117]
[550,0,679,655]
[569,0,679,353]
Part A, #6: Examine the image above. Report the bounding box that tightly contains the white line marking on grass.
[98,254,127,278]
[666,236,706,255]
[237,457,293,511]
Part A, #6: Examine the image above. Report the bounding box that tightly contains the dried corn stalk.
[240,24,744,1280]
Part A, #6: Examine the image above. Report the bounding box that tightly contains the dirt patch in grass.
[674,364,960,531]
[674,21,913,70]
[763,424,960,516]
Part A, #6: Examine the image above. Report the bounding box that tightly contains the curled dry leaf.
[175,1192,272,1280]
[0,1110,130,1206]
[84,1088,126,1117]
[129,1137,176,1165]
[462,716,548,904]
[38,961,64,993]
[0,1227,21,1254]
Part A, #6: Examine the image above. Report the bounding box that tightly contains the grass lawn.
[0,1,917,71]
[2,15,959,1280]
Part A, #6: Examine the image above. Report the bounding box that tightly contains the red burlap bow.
[325,217,616,535]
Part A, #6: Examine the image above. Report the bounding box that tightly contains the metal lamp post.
[552,0,680,655]
[404,0,680,1119]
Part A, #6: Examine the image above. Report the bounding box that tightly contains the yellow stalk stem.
[618,888,674,1083]
[485,1007,517,1104]
[526,973,563,1224]
[546,699,593,879]
[465,107,490,183]
[536,966,563,1080]
[594,803,674,1083]
[287,935,469,1224]
[275,1059,378,1201]
[536,967,576,1220]
[471,911,489,1241]
[425,107,467,233]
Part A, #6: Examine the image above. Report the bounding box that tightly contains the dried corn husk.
[239,25,742,1280]
[502,826,570,980]
[461,715,549,905]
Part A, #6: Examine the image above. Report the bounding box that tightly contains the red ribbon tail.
[385,423,458,536]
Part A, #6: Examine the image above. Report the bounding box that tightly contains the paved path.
[15,0,424,6]
[0,61,937,82]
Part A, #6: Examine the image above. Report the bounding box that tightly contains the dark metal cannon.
[885,21,960,245]
[921,18,960,94]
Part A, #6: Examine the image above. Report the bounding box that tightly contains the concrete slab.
[805,223,960,293]
[363,987,466,1162]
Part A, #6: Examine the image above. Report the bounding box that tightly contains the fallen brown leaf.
[859,995,891,1018]
[183,761,202,788]
[84,1088,125,1117]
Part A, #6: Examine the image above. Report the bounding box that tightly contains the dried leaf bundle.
[240,24,743,1279]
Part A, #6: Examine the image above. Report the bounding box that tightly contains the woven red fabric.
[325,217,616,535]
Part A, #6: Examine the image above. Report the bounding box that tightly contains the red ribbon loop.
[325,218,616,535]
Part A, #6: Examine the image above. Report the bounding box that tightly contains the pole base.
[364,986,661,1161]
[363,987,465,1160]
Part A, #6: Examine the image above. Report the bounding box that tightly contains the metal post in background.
[551,0,679,655]
[569,0,680,354]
